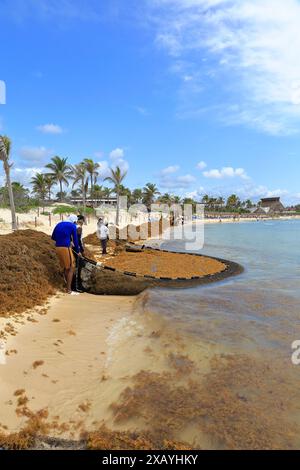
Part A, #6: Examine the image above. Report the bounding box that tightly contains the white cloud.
[149,0,300,135]
[99,147,129,180]
[116,158,129,173]
[10,167,44,187]
[110,148,125,160]
[97,160,111,180]
[265,189,289,198]
[196,161,207,170]
[159,173,196,189]
[37,123,64,134]
[177,174,196,184]
[203,166,248,180]
[19,146,53,165]
[185,187,205,199]
[160,165,180,175]
[218,182,291,202]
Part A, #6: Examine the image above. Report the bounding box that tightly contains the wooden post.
[37,207,40,217]
[35,217,37,228]
[17,216,19,229]
[49,214,51,226]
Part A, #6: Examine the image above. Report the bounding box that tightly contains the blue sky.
[0,0,300,204]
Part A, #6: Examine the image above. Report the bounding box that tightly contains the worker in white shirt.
[96,218,109,255]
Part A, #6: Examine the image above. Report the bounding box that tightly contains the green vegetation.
[52,205,78,215]
[52,205,95,216]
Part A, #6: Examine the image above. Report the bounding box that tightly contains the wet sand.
[0,291,215,448]
[0,294,137,438]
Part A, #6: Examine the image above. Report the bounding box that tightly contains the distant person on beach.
[77,215,85,255]
[97,218,109,255]
[51,214,82,295]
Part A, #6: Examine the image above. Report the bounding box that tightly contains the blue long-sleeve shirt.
[51,221,80,253]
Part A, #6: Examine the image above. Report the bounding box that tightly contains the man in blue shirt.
[52,214,82,295]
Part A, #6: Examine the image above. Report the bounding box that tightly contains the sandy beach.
[0,293,137,438]
[1,206,299,237]
[0,290,218,449]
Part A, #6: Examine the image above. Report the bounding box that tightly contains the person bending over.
[52,214,82,295]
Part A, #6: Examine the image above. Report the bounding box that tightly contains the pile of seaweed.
[0,411,191,450]
[84,219,166,246]
[105,249,225,279]
[0,230,63,316]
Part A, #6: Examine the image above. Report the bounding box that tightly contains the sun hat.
[67,214,78,224]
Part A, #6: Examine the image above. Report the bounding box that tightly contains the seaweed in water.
[109,354,299,450]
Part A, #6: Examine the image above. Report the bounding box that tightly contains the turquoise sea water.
[135,220,300,448]
[149,219,300,354]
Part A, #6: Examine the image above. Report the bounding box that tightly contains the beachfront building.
[70,196,117,207]
[259,197,285,213]
[251,197,285,216]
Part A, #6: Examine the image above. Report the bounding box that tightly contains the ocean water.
[124,220,300,449]
[150,219,300,354]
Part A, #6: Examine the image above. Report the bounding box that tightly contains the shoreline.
[0,290,211,450]
[197,214,300,225]
[0,209,299,236]
[0,294,136,440]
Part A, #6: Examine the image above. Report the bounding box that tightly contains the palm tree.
[71,189,81,198]
[131,188,143,204]
[31,173,48,213]
[104,166,127,225]
[0,135,17,230]
[83,158,100,197]
[217,197,225,210]
[245,199,253,209]
[226,194,241,210]
[91,184,104,199]
[142,183,160,209]
[71,163,89,213]
[45,156,72,202]
[103,187,112,198]
[173,195,182,204]
[183,197,195,205]
[10,182,30,210]
[201,194,210,206]
[44,175,55,202]
[56,191,67,201]
[159,193,173,205]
